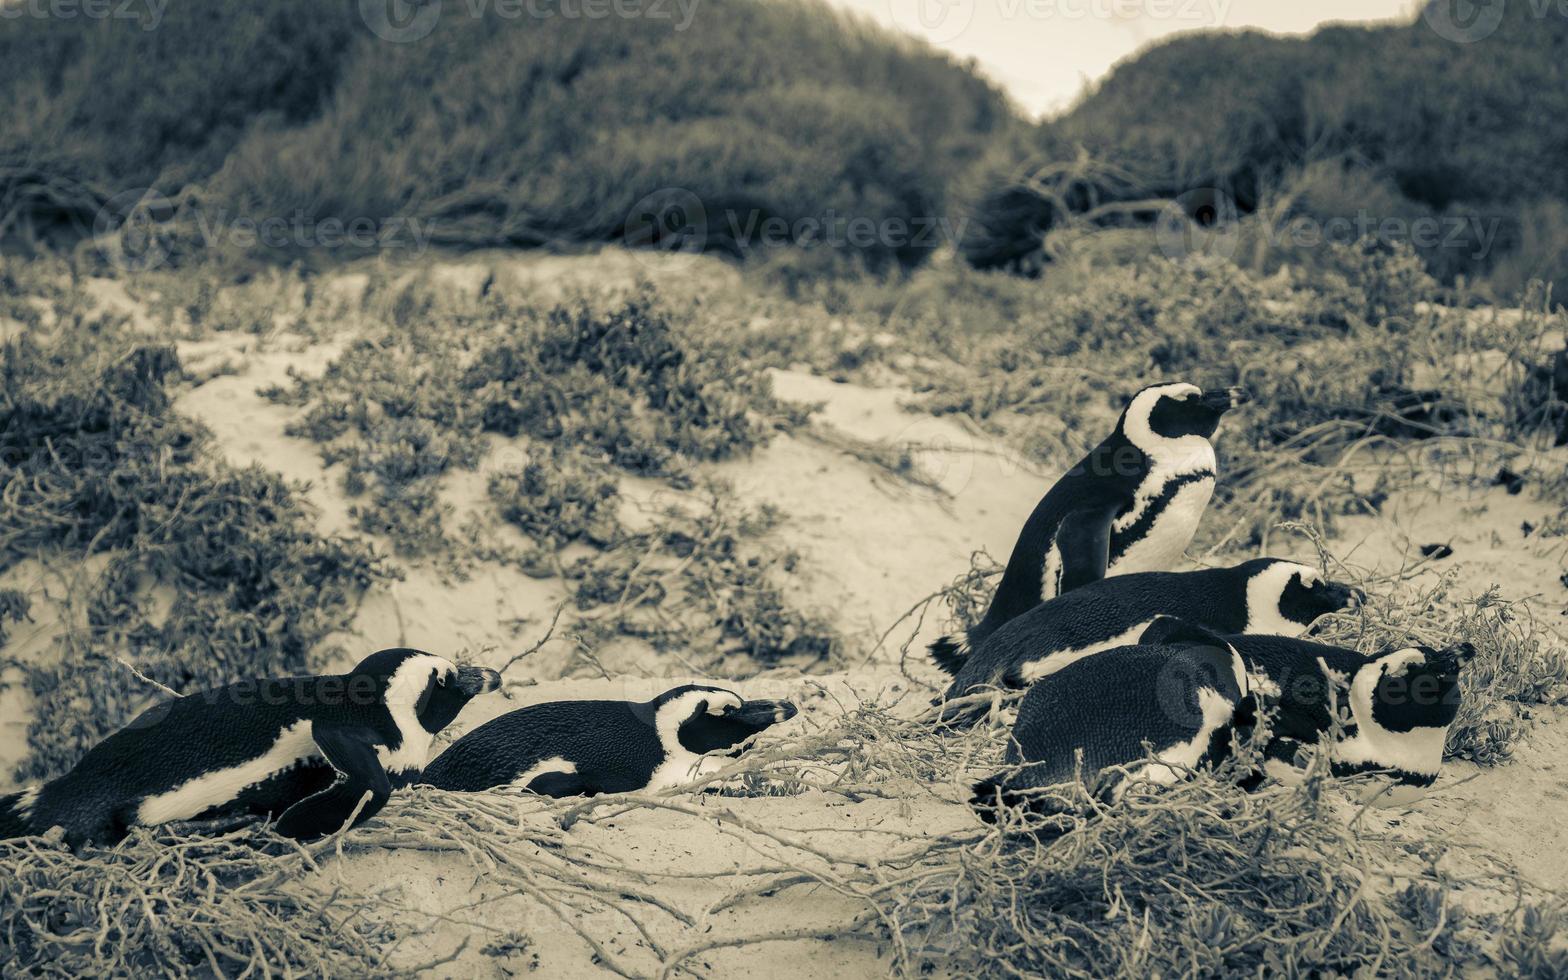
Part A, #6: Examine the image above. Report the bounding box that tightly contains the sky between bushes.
[827,0,1417,117]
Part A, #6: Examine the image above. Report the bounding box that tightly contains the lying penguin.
[419,684,798,796]
[971,618,1251,825]
[0,649,501,847]
[1227,632,1474,804]
[935,557,1360,717]
[929,381,1243,673]
[971,619,1475,825]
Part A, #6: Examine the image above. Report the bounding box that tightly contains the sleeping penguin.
[418,684,798,796]
[936,557,1360,718]
[929,381,1243,675]
[1227,632,1475,804]
[0,649,501,847]
[970,617,1251,826]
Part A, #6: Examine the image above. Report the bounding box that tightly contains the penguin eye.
[435,669,447,687]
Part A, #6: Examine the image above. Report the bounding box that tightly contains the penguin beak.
[732,699,798,729]
[454,666,503,697]
[1201,387,1247,413]
[1325,582,1363,612]
[1432,642,1477,676]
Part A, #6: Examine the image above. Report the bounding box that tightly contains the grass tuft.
[1,313,382,780]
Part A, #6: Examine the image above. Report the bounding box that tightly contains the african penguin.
[1226,632,1474,804]
[936,558,1359,720]
[0,649,501,847]
[418,684,799,797]
[929,381,1242,676]
[970,617,1251,827]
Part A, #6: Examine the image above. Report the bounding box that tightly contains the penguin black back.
[930,382,1240,674]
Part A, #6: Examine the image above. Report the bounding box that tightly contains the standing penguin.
[929,382,1243,675]
[419,684,799,796]
[0,649,501,847]
[1228,632,1474,804]
[971,618,1251,825]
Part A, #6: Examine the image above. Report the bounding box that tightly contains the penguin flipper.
[525,771,594,798]
[1138,615,1229,649]
[1053,504,1115,594]
[274,724,393,840]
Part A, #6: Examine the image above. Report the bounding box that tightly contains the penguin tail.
[928,634,972,676]
[0,788,38,840]
[968,770,1077,838]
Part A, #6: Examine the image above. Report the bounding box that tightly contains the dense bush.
[567,489,838,668]
[0,1,361,241]
[0,330,381,780]
[488,449,621,550]
[959,2,1568,293]
[1,0,1007,269]
[267,291,806,555]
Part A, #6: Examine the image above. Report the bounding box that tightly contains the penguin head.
[1121,382,1244,454]
[1333,642,1475,802]
[648,684,800,757]
[1241,560,1361,635]
[349,648,503,734]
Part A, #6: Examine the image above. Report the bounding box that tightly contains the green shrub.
[270,292,807,556]
[488,449,621,550]
[1487,200,1568,301]
[4,0,1006,269]
[959,4,1568,284]
[1,331,382,780]
[468,297,800,473]
[568,489,837,669]
[0,1,360,235]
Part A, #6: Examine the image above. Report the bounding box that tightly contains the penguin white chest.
[646,749,728,792]
[1110,475,1215,575]
[135,721,320,826]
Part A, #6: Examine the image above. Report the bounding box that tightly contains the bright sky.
[829,0,1423,117]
